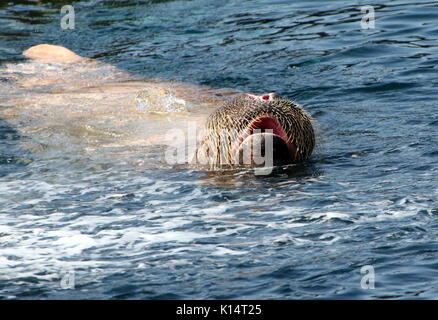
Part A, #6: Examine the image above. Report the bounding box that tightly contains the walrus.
[1,44,315,170]
[196,93,315,167]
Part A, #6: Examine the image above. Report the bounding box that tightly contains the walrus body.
[1,44,315,169]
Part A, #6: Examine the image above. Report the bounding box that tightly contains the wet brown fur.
[197,94,315,166]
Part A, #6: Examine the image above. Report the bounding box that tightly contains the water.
[0,0,438,299]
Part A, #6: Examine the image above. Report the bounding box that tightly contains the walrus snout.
[234,115,298,165]
[197,93,315,167]
[236,132,291,166]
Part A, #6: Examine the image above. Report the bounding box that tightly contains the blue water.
[1,0,438,299]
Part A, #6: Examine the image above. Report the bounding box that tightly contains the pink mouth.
[236,116,298,160]
[240,93,289,146]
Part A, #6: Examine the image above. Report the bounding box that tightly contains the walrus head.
[196,93,315,167]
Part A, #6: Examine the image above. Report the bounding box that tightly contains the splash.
[135,87,187,113]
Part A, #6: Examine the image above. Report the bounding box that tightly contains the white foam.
[53,234,97,254]
[202,205,228,215]
[212,247,246,256]
[319,233,341,244]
